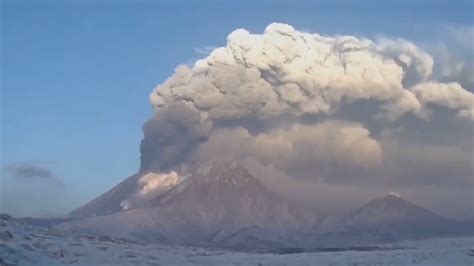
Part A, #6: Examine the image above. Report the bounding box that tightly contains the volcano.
[59,161,472,250]
[58,160,323,250]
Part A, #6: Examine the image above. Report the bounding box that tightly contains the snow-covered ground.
[1,215,473,265]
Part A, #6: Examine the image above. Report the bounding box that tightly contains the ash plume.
[138,23,473,194]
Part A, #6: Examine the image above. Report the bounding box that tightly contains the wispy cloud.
[193,46,218,55]
[6,163,54,179]
[4,162,64,186]
[445,24,474,52]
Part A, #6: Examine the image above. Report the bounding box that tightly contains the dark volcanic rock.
[0,231,14,242]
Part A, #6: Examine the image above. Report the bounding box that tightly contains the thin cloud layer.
[6,163,56,180]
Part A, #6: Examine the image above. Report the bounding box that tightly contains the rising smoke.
[139,23,473,184]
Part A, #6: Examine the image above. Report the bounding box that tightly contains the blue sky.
[1,1,473,215]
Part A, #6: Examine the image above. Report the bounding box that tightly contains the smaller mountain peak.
[193,159,257,185]
[377,192,405,203]
[194,158,247,177]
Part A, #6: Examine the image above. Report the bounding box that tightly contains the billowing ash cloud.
[411,82,474,120]
[140,102,213,170]
[192,120,381,181]
[139,23,473,193]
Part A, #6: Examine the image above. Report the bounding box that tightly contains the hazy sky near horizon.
[1,1,473,218]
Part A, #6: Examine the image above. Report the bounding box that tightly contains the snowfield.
[1,215,473,266]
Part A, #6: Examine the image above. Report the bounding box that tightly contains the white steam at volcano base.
[121,171,182,210]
